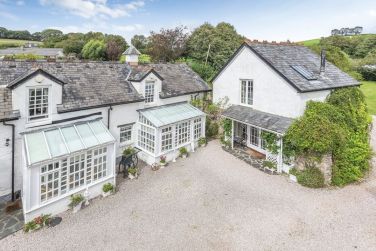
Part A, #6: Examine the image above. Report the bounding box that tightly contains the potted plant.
[24,214,51,233]
[159,155,167,168]
[151,163,160,171]
[123,147,135,156]
[198,137,207,147]
[128,167,138,179]
[179,147,188,158]
[69,194,85,213]
[102,183,114,197]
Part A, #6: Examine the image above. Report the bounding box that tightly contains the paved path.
[1,120,376,250]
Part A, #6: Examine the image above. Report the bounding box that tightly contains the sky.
[0,0,376,42]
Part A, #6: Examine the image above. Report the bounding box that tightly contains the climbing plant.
[261,131,279,154]
[221,118,232,138]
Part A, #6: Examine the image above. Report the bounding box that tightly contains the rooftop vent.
[291,65,317,80]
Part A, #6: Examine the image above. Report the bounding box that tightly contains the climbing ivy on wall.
[283,87,372,186]
[261,131,279,154]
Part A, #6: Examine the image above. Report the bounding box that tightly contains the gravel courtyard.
[2,118,376,250]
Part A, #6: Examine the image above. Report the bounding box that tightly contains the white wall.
[0,124,12,197]
[213,46,330,118]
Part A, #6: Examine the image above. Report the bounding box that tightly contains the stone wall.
[295,154,333,185]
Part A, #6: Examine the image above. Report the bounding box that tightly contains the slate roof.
[0,86,20,121]
[222,105,293,134]
[123,46,141,55]
[128,63,211,98]
[214,41,359,92]
[0,48,63,57]
[0,60,210,120]
[0,61,144,114]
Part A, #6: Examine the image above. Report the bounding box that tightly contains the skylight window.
[291,65,317,80]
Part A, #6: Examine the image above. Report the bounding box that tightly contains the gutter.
[3,121,15,202]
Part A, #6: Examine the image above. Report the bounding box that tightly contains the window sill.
[26,118,52,128]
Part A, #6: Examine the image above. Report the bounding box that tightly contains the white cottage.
[0,54,210,221]
[213,40,359,173]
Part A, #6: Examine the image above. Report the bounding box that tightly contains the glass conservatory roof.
[139,102,205,128]
[24,120,114,166]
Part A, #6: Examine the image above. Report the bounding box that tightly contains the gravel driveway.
[2,118,376,250]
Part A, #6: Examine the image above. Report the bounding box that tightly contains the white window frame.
[250,126,259,147]
[145,81,155,103]
[160,126,173,153]
[193,118,202,140]
[175,120,190,147]
[138,124,155,154]
[28,86,50,122]
[39,146,109,204]
[119,124,133,145]
[240,80,253,106]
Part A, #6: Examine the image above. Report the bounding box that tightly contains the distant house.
[0,47,64,58]
[0,51,210,221]
[212,40,359,173]
[331,26,363,36]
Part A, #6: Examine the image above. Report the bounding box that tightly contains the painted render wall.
[0,73,199,197]
[213,46,330,118]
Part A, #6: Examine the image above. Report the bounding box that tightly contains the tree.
[187,22,244,70]
[148,26,189,62]
[131,35,149,53]
[81,40,106,60]
[106,39,123,61]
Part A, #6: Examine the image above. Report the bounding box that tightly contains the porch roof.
[222,105,293,134]
[139,102,205,128]
[23,119,115,166]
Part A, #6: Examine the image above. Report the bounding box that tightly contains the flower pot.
[72,201,83,213]
[160,162,166,168]
[102,191,112,198]
[182,154,187,159]
[289,174,297,183]
[128,173,135,180]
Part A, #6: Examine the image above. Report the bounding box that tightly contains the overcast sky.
[0,0,375,42]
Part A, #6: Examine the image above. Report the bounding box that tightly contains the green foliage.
[206,117,219,138]
[128,167,137,175]
[262,160,277,170]
[221,118,232,138]
[69,194,84,208]
[198,137,207,146]
[24,215,51,233]
[360,81,376,115]
[179,147,188,156]
[187,22,244,70]
[4,54,44,60]
[102,183,114,193]
[131,35,149,54]
[284,101,346,158]
[123,147,135,156]
[81,39,106,60]
[296,167,325,188]
[284,87,372,186]
[186,59,216,83]
[261,131,279,154]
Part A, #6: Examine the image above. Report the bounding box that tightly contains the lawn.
[360,81,376,115]
[298,38,320,47]
[0,39,42,48]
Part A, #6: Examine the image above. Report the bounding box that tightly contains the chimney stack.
[320,49,326,73]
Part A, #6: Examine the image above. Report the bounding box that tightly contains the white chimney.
[123,45,141,66]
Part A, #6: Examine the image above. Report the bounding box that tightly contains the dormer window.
[240,80,253,105]
[28,87,49,121]
[145,81,155,103]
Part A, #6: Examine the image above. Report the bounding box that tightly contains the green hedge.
[296,168,325,188]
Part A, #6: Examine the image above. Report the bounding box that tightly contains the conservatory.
[22,119,116,221]
[136,102,206,164]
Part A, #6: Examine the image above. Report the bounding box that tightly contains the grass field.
[0,38,42,47]
[360,81,376,115]
[298,38,320,47]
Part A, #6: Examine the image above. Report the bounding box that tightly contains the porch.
[222,105,293,173]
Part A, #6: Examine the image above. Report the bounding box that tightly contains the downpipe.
[3,121,15,202]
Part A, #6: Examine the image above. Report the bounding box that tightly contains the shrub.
[102,183,114,193]
[296,167,325,188]
[69,194,84,208]
[24,214,51,232]
[198,137,207,146]
[206,118,219,138]
[160,155,166,163]
[128,167,137,175]
[262,160,277,170]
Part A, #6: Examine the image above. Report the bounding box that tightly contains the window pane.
[89,121,113,143]
[61,127,84,152]
[45,129,68,157]
[26,132,50,164]
[76,124,99,147]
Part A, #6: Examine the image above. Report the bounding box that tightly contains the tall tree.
[148,26,189,62]
[131,35,149,53]
[106,39,123,61]
[187,22,244,70]
[81,39,106,60]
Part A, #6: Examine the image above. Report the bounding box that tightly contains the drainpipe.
[107,106,113,129]
[3,121,15,202]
